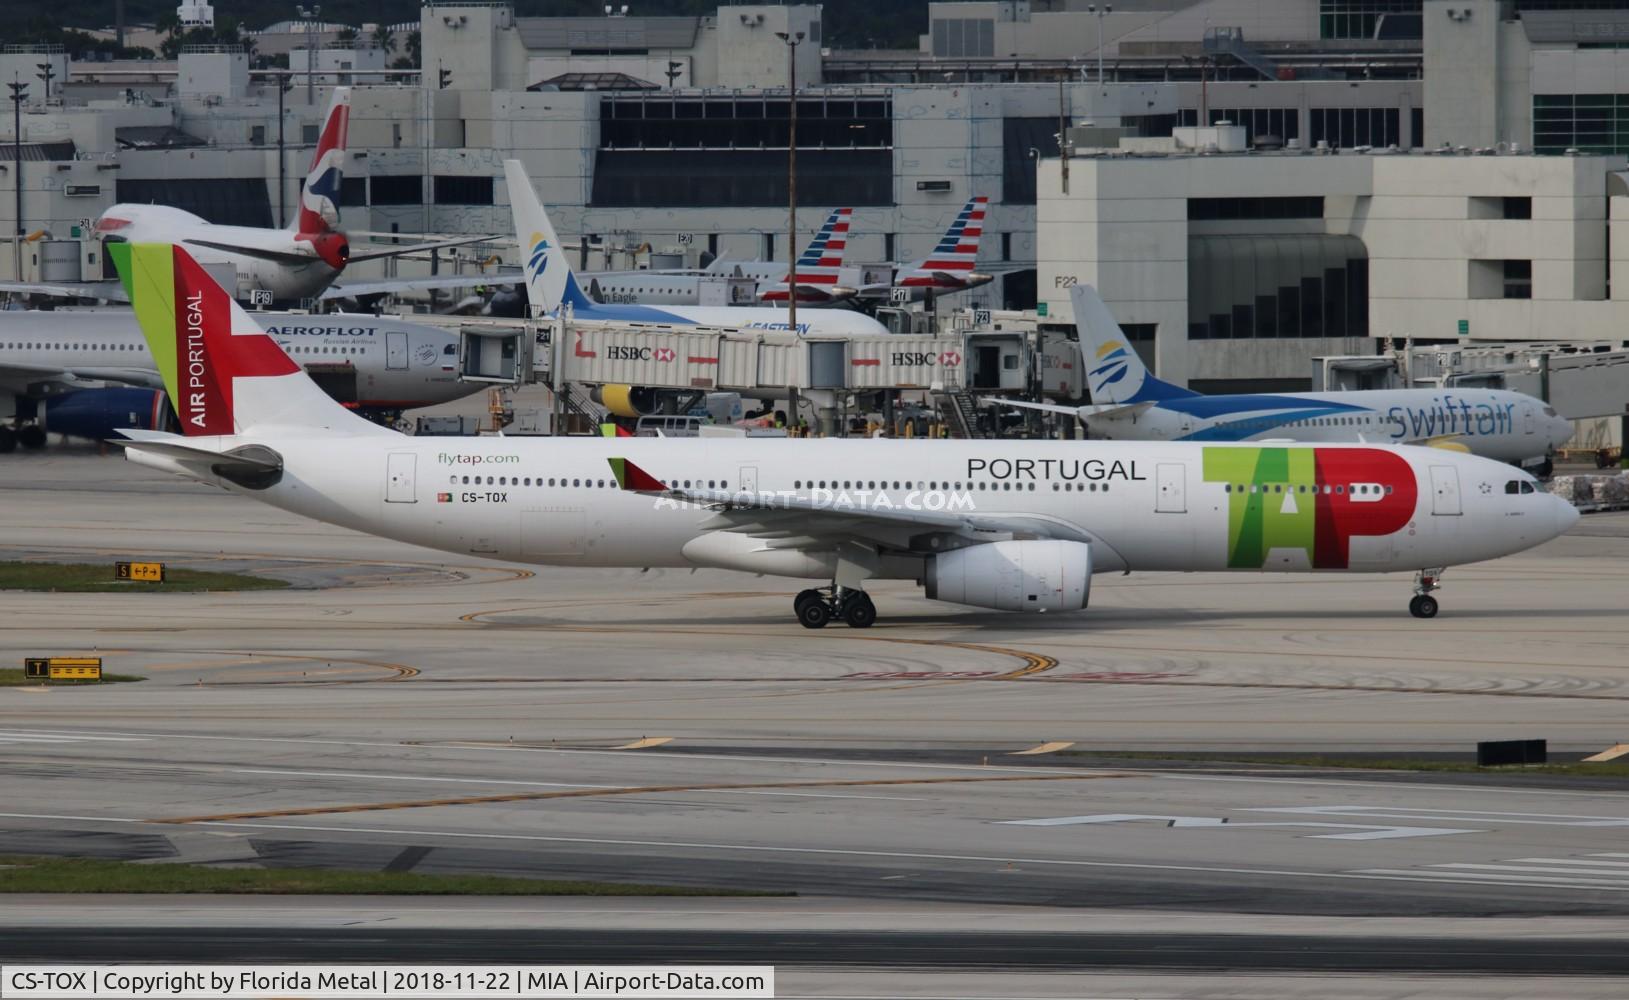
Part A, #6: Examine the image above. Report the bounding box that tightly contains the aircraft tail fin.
[896,196,986,286]
[294,87,351,234]
[503,159,591,314]
[110,242,385,437]
[762,207,852,302]
[1069,284,1199,405]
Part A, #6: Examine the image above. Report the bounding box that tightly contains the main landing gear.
[794,587,876,629]
[1409,568,1444,619]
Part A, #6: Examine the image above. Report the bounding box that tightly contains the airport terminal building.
[3,0,1629,389]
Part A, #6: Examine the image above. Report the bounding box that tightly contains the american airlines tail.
[896,196,987,287]
[505,158,592,314]
[1071,285,1199,405]
[293,87,352,235]
[108,241,385,438]
[761,207,852,302]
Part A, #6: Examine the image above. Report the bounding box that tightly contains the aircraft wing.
[983,397,1157,421]
[0,280,129,302]
[319,273,520,300]
[182,239,318,266]
[0,362,165,394]
[345,235,498,264]
[608,457,1093,552]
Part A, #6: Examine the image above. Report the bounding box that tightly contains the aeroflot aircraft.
[0,311,472,450]
[107,241,1577,626]
[1001,286,1573,472]
[505,161,887,336]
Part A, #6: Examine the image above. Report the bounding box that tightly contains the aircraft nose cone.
[1551,494,1581,536]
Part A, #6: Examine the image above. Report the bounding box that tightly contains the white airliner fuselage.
[0,310,471,411]
[97,205,346,302]
[166,434,1573,582]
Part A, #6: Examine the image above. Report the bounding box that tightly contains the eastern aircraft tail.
[896,196,987,288]
[504,158,591,314]
[762,207,852,302]
[1069,285,1198,405]
[294,87,351,234]
[110,242,384,437]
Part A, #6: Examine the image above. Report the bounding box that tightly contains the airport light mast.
[776,28,804,334]
[8,74,26,282]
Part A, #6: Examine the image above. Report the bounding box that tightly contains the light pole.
[1087,4,1111,86]
[775,29,804,333]
[276,74,293,227]
[8,74,27,281]
[297,4,321,104]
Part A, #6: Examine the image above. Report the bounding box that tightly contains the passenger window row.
[1225,483,1394,496]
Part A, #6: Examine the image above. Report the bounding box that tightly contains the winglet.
[608,457,669,492]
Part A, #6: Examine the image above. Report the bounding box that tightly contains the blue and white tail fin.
[1069,285,1198,405]
[504,159,591,314]
[292,87,350,235]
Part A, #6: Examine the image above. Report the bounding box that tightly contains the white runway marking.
[1357,852,1629,889]
[0,731,149,745]
[1,809,1624,893]
[1260,805,1629,827]
[999,813,1476,840]
[229,768,926,802]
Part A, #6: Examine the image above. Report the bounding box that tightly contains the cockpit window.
[443,344,456,354]
[1520,481,1535,494]
[1543,406,1557,417]
[1505,481,1520,494]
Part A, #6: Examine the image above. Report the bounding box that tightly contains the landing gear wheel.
[794,589,823,615]
[17,424,45,449]
[841,592,877,629]
[797,597,831,629]
[1409,594,1439,619]
[0,427,15,454]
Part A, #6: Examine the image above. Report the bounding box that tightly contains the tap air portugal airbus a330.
[107,243,1578,626]
[1000,287,1573,471]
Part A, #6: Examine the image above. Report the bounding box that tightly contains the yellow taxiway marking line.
[1584,744,1629,763]
[151,773,1125,825]
[611,737,675,750]
[454,614,1059,682]
[1010,741,1077,756]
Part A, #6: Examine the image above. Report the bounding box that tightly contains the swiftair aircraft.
[1001,287,1573,473]
[109,242,1577,625]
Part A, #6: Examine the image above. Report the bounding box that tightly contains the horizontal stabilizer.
[114,431,283,471]
[345,235,498,264]
[183,238,316,266]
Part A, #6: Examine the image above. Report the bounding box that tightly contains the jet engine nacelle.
[925,539,1092,613]
[42,387,176,442]
[594,384,663,419]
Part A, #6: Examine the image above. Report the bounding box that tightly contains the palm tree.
[372,22,395,54]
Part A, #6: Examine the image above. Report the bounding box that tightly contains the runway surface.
[2,448,1628,991]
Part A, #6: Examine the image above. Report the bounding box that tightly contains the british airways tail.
[504,158,592,314]
[762,207,852,302]
[294,87,351,234]
[109,241,384,437]
[1069,285,1199,405]
[896,196,987,288]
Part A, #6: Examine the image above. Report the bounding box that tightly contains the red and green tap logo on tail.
[1202,446,1418,569]
[110,243,299,437]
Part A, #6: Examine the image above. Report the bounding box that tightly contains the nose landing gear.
[794,586,876,629]
[1409,568,1444,619]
